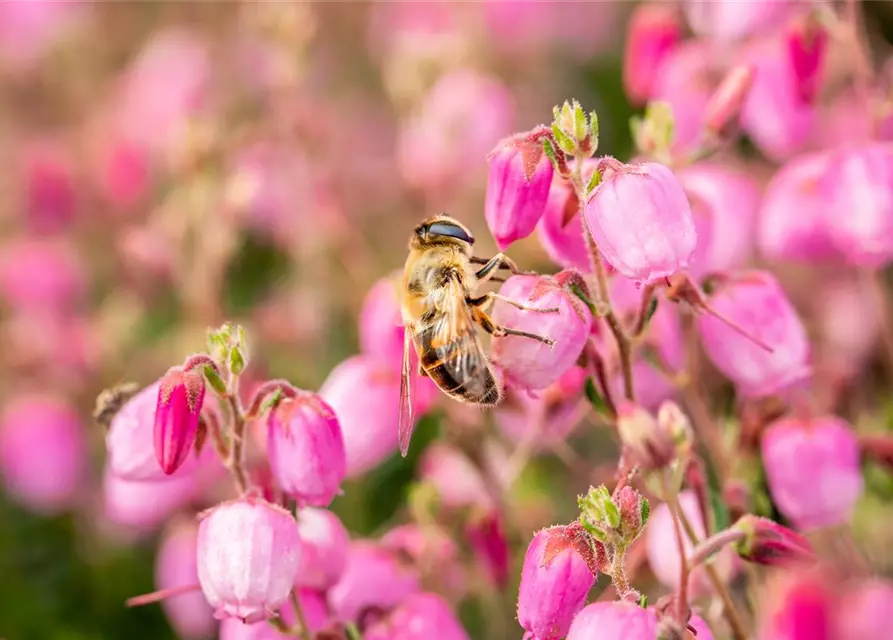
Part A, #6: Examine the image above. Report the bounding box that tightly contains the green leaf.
[640,497,651,527]
[570,283,598,316]
[542,138,560,172]
[585,167,602,197]
[584,378,610,415]
[228,347,246,376]
[573,100,588,143]
[637,593,649,608]
[589,110,600,151]
[603,497,621,529]
[551,122,576,156]
[203,365,227,396]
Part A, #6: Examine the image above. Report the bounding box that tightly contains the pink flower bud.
[623,3,682,105]
[320,355,410,477]
[646,491,738,596]
[731,515,815,567]
[197,498,302,623]
[741,41,816,162]
[21,141,78,233]
[617,401,675,471]
[397,69,514,193]
[823,143,893,268]
[566,602,657,640]
[154,367,205,476]
[761,415,863,531]
[583,161,696,284]
[677,162,758,278]
[758,152,838,262]
[328,540,420,623]
[697,271,811,398]
[786,18,827,104]
[266,392,345,507]
[758,570,833,640]
[219,589,329,640]
[517,522,597,640]
[156,520,216,639]
[418,443,492,510]
[836,578,893,640]
[490,274,592,391]
[485,133,554,250]
[102,469,197,536]
[684,0,792,41]
[0,395,84,514]
[365,593,469,640]
[0,237,85,315]
[495,365,586,448]
[106,382,198,481]
[465,510,510,588]
[536,176,590,272]
[704,65,756,137]
[294,507,349,590]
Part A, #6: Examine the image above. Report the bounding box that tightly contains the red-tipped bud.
[704,65,755,137]
[466,509,510,588]
[154,367,205,475]
[485,132,554,250]
[623,3,683,105]
[786,17,828,104]
[731,515,815,567]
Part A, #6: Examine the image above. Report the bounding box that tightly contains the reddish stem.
[127,584,201,607]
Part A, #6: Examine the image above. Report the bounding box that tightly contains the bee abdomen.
[422,353,501,405]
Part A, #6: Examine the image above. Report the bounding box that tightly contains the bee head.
[412,215,475,251]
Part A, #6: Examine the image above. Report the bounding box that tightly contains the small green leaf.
[228,347,245,376]
[637,593,649,608]
[584,378,610,415]
[203,365,227,396]
[640,497,651,527]
[259,388,283,416]
[573,101,588,143]
[570,283,598,316]
[589,110,600,151]
[585,167,602,197]
[542,138,560,171]
[552,123,576,156]
[604,497,621,529]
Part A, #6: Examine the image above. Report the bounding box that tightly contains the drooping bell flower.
[0,395,85,515]
[786,16,828,104]
[583,161,696,284]
[218,589,329,640]
[485,132,554,250]
[156,519,216,639]
[154,366,205,475]
[535,174,591,272]
[623,3,682,105]
[465,510,510,588]
[677,162,758,278]
[517,522,597,640]
[758,151,839,262]
[294,507,350,590]
[197,497,302,623]
[697,271,811,398]
[565,602,657,640]
[684,0,792,41]
[266,392,346,507]
[490,272,592,391]
[741,40,816,162]
[823,143,893,268]
[364,593,470,640]
[327,540,420,623]
[761,415,863,531]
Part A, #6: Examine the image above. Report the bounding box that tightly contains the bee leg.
[472,253,538,283]
[467,292,560,314]
[473,307,556,348]
[417,364,429,377]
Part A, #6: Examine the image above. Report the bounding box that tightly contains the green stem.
[290,589,312,640]
[225,375,249,495]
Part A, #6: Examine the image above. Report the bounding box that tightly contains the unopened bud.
[617,401,676,471]
[614,485,650,544]
[731,515,815,567]
[551,100,598,157]
[704,65,755,137]
[154,367,205,475]
[578,484,649,547]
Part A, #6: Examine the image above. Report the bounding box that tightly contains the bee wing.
[398,323,415,457]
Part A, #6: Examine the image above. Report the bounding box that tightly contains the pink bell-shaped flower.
[565,602,657,640]
[266,392,346,507]
[583,161,696,284]
[485,132,553,250]
[762,415,864,531]
[490,273,592,391]
[364,593,470,640]
[197,497,302,623]
[294,507,349,590]
[517,522,596,640]
[154,367,205,475]
[218,589,329,640]
[697,271,811,398]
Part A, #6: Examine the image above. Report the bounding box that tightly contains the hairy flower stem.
[686,529,747,572]
[225,375,249,495]
[677,507,748,640]
[290,589,312,640]
[662,477,690,624]
[631,284,657,338]
[568,155,636,402]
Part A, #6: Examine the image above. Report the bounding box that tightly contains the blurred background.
[3,2,893,639]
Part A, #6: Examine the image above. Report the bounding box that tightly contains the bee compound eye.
[427,221,474,244]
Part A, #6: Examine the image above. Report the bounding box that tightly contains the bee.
[398,214,558,456]
[93,382,141,430]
